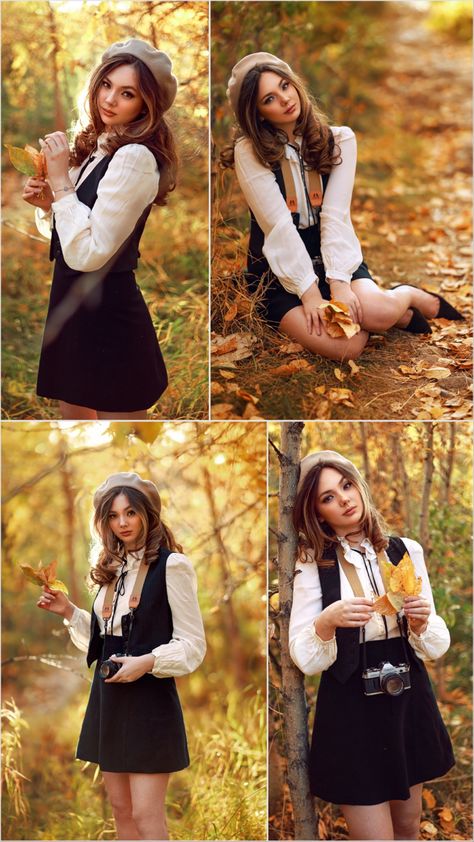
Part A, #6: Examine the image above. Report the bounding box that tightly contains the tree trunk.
[441,424,456,507]
[359,422,371,486]
[59,445,79,606]
[419,424,434,555]
[277,422,316,840]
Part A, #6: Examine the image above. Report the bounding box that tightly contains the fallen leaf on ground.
[325,387,355,406]
[422,788,436,809]
[334,368,346,382]
[420,820,438,838]
[318,300,361,338]
[348,360,361,375]
[211,382,224,396]
[219,369,236,380]
[223,302,238,322]
[279,342,304,354]
[270,359,313,376]
[211,402,237,419]
[210,333,257,365]
[425,367,452,380]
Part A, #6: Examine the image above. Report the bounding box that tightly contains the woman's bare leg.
[341,801,394,841]
[351,278,439,331]
[59,401,97,420]
[96,409,149,420]
[102,771,140,841]
[129,772,170,840]
[390,783,423,840]
[279,306,369,361]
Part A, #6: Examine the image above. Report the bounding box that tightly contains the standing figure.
[221,53,463,361]
[23,39,178,419]
[37,472,206,840]
[289,451,454,840]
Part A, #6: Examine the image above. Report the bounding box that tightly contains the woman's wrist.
[50,180,75,198]
[314,613,336,641]
[63,602,76,622]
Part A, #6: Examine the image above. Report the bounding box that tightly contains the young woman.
[289,450,454,841]
[23,39,178,419]
[222,53,463,361]
[37,472,206,841]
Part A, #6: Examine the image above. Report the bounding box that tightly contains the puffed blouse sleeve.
[401,537,451,660]
[289,559,337,675]
[63,606,92,653]
[50,144,159,272]
[234,138,317,297]
[320,125,363,283]
[150,553,206,678]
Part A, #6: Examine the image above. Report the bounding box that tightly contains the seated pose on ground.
[37,472,206,840]
[221,52,463,361]
[289,451,454,840]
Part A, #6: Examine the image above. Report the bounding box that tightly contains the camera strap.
[101,557,151,654]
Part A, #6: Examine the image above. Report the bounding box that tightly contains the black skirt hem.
[35,385,167,413]
[311,761,456,806]
[75,753,190,775]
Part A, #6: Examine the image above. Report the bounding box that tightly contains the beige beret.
[227,51,292,113]
[297,451,360,494]
[93,472,161,511]
[102,38,177,111]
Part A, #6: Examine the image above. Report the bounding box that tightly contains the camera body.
[99,653,124,680]
[362,660,411,697]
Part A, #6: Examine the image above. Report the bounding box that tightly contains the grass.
[1,687,266,841]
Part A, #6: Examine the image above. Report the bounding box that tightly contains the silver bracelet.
[53,185,74,195]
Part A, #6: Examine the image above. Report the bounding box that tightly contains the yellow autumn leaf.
[269,592,280,612]
[422,788,436,809]
[20,560,69,594]
[5,144,46,177]
[372,553,421,615]
[319,300,361,338]
[425,367,451,380]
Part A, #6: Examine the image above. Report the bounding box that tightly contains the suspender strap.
[308,169,323,208]
[101,557,150,620]
[335,545,365,597]
[280,157,298,212]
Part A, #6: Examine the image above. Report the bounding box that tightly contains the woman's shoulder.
[111,142,158,172]
[398,536,424,557]
[330,125,356,142]
[234,136,263,165]
[165,551,195,573]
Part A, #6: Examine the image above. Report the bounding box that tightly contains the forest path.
[211,5,472,421]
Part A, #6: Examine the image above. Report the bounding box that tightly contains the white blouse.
[289,536,450,676]
[64,549,206,679]
[234,125,364,296]
[35,134,159,272]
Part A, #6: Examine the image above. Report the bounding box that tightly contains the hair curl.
[89,485,182,587]
[70,54,177,206]
[220,63,341,173]
[293,459,389,566]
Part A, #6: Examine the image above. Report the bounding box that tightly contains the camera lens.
[380,672,404,696]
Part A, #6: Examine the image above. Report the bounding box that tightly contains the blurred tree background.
[268,421,472,840]
[211,0,472,421]
[2,0,209,420]
[1,420,266,841]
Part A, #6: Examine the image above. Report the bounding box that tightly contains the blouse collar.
[337,535,376,568]
[123,545,146,572]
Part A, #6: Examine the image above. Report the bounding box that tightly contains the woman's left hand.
[328,279,363,325]
[104,653,156,683]
[39,132,71,186]
[403,595,431,635]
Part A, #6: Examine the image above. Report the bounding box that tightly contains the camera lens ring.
[380,671,405,696]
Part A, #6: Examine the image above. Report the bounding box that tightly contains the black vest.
[317,536,408,684]
[86,546,173,668]
[50,154,152,274]
[246,160,330,280]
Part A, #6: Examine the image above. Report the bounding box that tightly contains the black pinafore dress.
[76,547,189,773]
[309,538,454,805]
[36,154,168,412]
[244,149,373,327]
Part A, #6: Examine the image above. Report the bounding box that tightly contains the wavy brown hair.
[293,458,389,566]
[220,63,341,173]
[89,485,182,587]
[70,54,177,206]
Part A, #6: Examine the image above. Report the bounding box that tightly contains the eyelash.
[263,81,290,105]
[109,510,136,519]
[322,481,353,504]
[102,80,134,99]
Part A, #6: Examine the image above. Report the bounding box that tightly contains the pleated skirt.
[309,637,454,805]
[76,635,189,773]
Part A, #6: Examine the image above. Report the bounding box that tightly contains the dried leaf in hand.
[372,593,404,616]
[20,560,69,593]
[5,143,46,177]
[389,552,422,596]
[318,300,361,338]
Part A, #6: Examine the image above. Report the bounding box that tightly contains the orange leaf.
[270,359,313,377]
[422,788,436,809]
[224,302,238,322]
[420,820,438,838]
[319,300,361,338]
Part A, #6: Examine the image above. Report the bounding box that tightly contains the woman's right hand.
[37,586,75,621]
[315,598,374,640]
[301,282,325,336]
[22,177,53,212]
